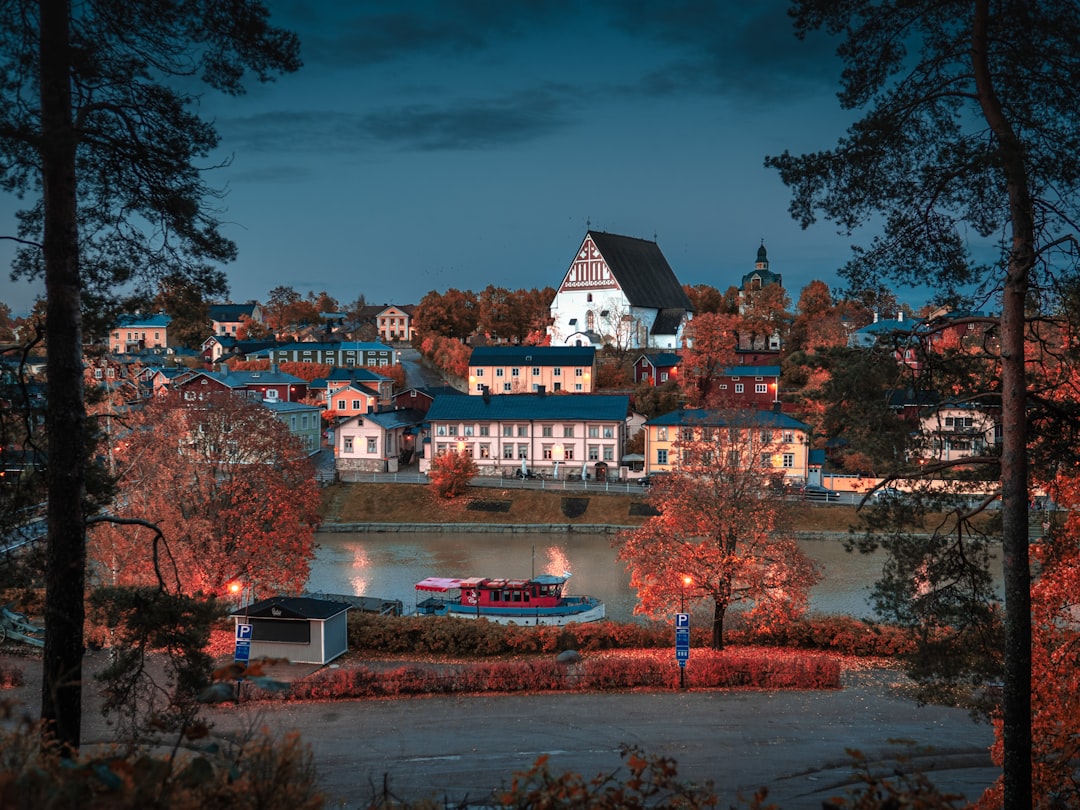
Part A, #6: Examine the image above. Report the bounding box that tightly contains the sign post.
[675,612,690,689]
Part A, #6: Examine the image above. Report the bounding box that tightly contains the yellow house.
[467,346,595,395]
[644,408,811,485]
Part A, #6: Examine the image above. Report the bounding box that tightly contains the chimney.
[482,385,490,404]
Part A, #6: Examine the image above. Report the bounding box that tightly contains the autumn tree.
[428,450,478,499]
[236,313,272,340]
[89,392,319,599]
[263,286,320,335]
[413,288,479,341]
[678,312,740,407]
[0,0,299,749]
[739,282,791,351]
[683,284,731,316]
[616,410,820,649]
[766,3,1080,802]
[153,272,221,349]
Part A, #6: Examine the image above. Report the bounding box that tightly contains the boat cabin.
[415,574,569,613]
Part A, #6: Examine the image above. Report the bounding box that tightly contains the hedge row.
[251,649,841,702]
[346,612,913,658]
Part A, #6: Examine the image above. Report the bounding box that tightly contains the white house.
[548,231,693,351]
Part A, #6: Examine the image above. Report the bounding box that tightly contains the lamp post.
[677,575,692,689]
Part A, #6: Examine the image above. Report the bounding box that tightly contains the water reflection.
[307,531,915,622]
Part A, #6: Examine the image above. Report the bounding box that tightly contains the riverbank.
[319,481,863,533]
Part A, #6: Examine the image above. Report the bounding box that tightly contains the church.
[547,231,693,351]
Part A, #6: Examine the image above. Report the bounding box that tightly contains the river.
[305,531,915,622]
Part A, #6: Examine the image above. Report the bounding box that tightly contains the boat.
[413,574,605,626]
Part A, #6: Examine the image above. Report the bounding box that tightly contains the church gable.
[557,234,622,296]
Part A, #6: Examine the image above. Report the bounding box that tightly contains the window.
[575,384,583,391]
[728,450,741,466]
[344,436,353,453]
[436,425,448,437]
[476,369,484,377]
[735,384,744,394]
[660,372,668,382]
[543,445,553,459]
[479,425,489,436]
[464,425,474,436]
[503,424,513,437]
[783,453,794,468]
[533,367,540,376]
[575,368,583,377]
[657,427,667,441]
[503,383,511,392]
[563,426,574,438]
[553,368,561,376]
[518,444,528,459]
[756,383,768,394]
[589,426,599,438]
[553,382,561,391]
[496,368,504,377]
[760,429,773,443]
[603,446,614,461]
[512,367,520,377]
[476,383,486,392]
[657,449,668,464]
[603,426,613,439]
[301,415,308,429]
[588,445,599,461]
[367,438,377,454]
[503,445,514,459]
[479,444,490,458]
[542,425,553,437]
[782,431,794,443]
[760,452,772,467]
[352,400,361,410]
[518,426,528,437]
[564,447,574,460]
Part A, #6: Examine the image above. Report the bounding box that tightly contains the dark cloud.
[221,83,579,155]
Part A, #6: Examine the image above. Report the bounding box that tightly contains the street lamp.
[680,574,693,612]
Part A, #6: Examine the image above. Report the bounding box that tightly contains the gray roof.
[359,408,427,430]
[427,393,629,422]
[230,596,350,621]
[588,231,693,311]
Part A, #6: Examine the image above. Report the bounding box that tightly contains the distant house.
[335,408,427,476]
[261,400,322,456]
[326,382,382,418]
[374,305,417,343]
[256,341,397,368]
[644,408,811,484]
[172,367,308,403]
[737,244,786,352]
[423,392,629,480]
[712,366,781,410]
[633,351,681,386]
[200,336,279,365]
[209,302,262,337]
[914,400,1000,463]
[548,231,693,351]
[109,312,172,354]
[391,385,464,415]
[468,345,596,395]
[321,367,394,402]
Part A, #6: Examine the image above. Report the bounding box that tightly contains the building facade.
[467,346,596,395]
[110,313,172,354]
[422,393,629,480]
[257,342,397,368]
[644,408,811,484]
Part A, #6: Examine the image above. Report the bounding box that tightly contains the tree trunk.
[972,2,1032,803]
[39,0,87,752]
[711,599,726,651]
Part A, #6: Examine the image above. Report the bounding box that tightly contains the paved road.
[1,654,998,809]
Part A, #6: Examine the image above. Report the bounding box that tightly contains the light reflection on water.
[306,531,905,623]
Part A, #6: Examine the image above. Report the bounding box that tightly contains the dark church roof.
[588,231,693,312]
[650,308,686,336]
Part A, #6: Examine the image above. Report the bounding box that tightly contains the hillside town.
[1,232,1000,495]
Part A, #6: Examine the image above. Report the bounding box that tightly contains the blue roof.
[358,408,427,430]
[323,367,391,382]
[647,408,810,432]
[261,341,393,353]
[427,393,628,422]
[721,366,780,377]
[469,346,595,365]
[261,400,321,414]
[116,313,172,328]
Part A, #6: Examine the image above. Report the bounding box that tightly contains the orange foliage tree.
[978,473,1080,809]
[420,335,471,380]
[428,450,478,499]
[615,411,819,649]
[678,312,740,408]
[89,393,320,601]
[277,361,331,381]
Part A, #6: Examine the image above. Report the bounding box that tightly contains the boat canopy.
[415,577,484,592]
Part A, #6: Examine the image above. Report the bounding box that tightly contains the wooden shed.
[230,596,350,665]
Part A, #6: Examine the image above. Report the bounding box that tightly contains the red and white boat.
[414,574,605,626]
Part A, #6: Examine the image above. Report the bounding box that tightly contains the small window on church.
[587,293,593,302]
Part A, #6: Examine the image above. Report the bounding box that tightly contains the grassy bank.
[320,481,861,533]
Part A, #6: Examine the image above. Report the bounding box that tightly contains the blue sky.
[2,0,898,317]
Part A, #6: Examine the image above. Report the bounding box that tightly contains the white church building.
[548,231,694,351]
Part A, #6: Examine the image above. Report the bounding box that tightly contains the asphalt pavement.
[1,653,998,809]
